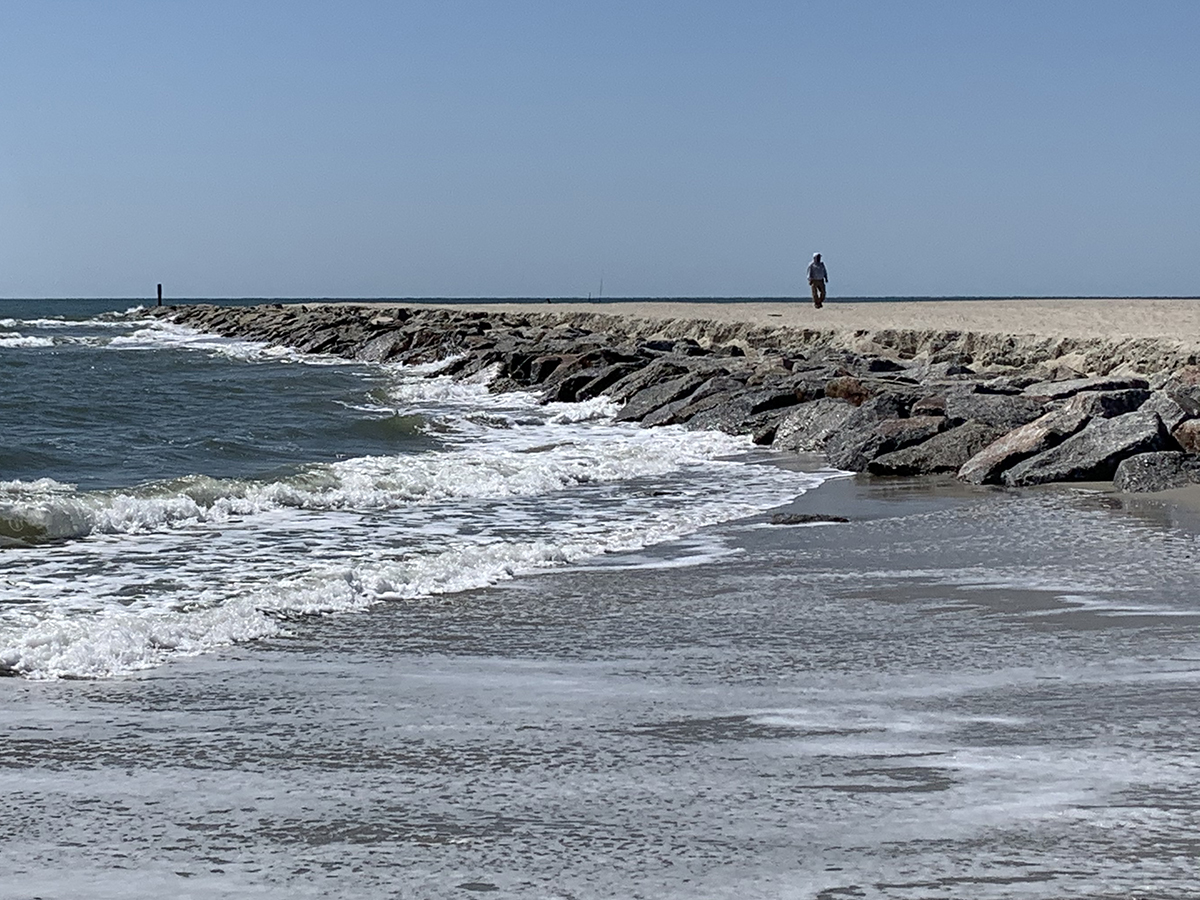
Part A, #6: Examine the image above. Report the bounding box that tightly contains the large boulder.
[606,358,689,404]
[615,373,707,422]
[685,375,752,407]
[868,421,1005,476]
[1113,451,1200,492]
[641,396,700,427]
[354,331,409,362]
[641,375,751,427]
[1163,367,1200,417]
[956,391,1113,485]
[1142,392,1190,432]
[817,394,909,464]
[1022,375,1150,400]
[545,363,641,403]
[777,374,833,404]
[536,352,608,395]
[772,399,857,452]
[945,390,1047,431]
[1002,411,1169,486]
[528,354,568,384]
[826,415,948,472]
[1067,389,1151,418]
[684,392,784,436]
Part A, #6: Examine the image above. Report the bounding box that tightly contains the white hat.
[812,252,821,258]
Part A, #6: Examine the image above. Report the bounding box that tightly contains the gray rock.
[685,375,751,407]
[751,416,784,444]
[905,360,975,381]
[1003,411,1169,486]
[1113,451,1200,492]
[957,393,1097,485]
[770,513,850,525]
[772,398,857,452]
[911,394,947,417]
[1022,375,1150,400]
[354,331,409,362]
[869,421,1005,476]
[615,373,707,422]
[1140,391,1190,432]
[668,390,738,425]
[528,355,567,384]
[485,376,526,394]
[572,362,643,401]
[641,397,698,428]
[945,391,1047,430]
[816,394,909,464]
[297,326,350,355]
[606,358,689,404]
[778,374,832,404]
[532,352,591,392]
[1165,376,1200,417]
[546,363,640,403]
[1066,389,1151,418]
[684,394,780,436]
[740,385,807,415]
[827,415,948,472]
[978,374,1040,393]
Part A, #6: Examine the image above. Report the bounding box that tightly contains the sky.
[1,0,1197,299]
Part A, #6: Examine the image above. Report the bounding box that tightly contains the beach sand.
[394,297,1200,340]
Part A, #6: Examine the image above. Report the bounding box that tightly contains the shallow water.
[3,301,1200,898]
[1,301,822,679]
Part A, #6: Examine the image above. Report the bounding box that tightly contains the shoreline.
[144,299,1200,502]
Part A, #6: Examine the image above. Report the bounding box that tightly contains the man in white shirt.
[807,253,828,308]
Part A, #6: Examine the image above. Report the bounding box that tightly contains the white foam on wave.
[0,477,75,493]
[4,314,135,329]
[1,463,830,679]
[0,424,759,544]
[385,365,530,407]
[105,319,356,366]
[0,332,55,348]
[0,411,833,678]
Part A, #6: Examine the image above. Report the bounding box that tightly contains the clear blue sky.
[2,1,1197,298]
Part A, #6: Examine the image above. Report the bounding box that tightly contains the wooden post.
[157,284,162,306]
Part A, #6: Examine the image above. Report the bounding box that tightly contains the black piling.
[157,283,162,307]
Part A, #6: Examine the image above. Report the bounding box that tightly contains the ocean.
[3,299,1199,899]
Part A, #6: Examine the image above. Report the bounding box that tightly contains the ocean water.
[3,299,1200,899]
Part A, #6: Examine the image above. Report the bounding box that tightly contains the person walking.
[807,253,828,308]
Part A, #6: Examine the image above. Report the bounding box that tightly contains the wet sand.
[8,463,1200,898]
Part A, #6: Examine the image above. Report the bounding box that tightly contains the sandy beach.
[393,297,1200,341]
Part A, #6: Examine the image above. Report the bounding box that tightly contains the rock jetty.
[143,303,1200,492]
